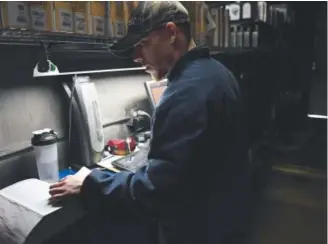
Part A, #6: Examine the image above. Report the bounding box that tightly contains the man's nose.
[133,47,143,63]
[133,56,142,63]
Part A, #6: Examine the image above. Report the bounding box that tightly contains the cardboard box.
[28,2,52,31]
[53,2,74,32]
[90,1,105,36]
[72,1,89,34]
[90,1,114,36]
[1,1,30,29]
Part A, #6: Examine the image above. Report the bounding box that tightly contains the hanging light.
[33,42,60,77]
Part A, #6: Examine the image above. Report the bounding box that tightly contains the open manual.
[0,178,85,244]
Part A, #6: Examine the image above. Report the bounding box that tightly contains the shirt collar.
[166,45,210,81]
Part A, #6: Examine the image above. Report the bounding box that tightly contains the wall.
[0,74,69,189]
[90,71,152,140]
[0,45,151,189]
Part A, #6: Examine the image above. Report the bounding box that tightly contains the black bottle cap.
[31,129,57,146]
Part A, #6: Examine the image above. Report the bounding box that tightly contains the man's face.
[133,28,174,79]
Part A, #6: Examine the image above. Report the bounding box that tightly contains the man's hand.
[49,167,91,201]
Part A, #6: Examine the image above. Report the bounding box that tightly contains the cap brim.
[110,31,149,59]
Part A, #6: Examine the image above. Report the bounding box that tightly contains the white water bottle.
[31,129,59,183]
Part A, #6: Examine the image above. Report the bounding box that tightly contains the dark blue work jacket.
[81,46,251,244]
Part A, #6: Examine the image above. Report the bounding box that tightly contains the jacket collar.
[167,45,210,81]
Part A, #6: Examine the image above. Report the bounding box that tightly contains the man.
[49,2,251,244]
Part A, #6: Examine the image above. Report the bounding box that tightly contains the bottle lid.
[31,128,58,146]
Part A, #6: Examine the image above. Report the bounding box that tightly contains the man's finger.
[49,180,65,189]
[51,193,67,201]
[49,187,65,196]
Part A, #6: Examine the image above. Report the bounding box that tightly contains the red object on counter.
[107,137,137,156]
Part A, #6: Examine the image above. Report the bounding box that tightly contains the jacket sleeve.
[80,84,208,216]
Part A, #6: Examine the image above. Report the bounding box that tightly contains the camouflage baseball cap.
[110,1,190,58]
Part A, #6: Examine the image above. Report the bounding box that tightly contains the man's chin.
[144,68,166,81]
[144,67,157,78]
[144,66,153,73]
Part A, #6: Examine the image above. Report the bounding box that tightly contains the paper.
[58,8,73,32]
[242,3,251,19]
[75,166,92,178]
[114,20,126,37]
[7,2,30,28]
[0,179,85,244]
[0,179,58,244]
[97,157,121,173]
[74,12,86,34]
[97,147,143,172]
[226,4,240,21]
[92,16,104,35]
[30,6,47,31]
[0,179,59,216]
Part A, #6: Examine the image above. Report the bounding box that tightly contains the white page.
[0,179,61,217]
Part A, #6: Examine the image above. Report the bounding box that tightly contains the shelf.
[230,19,274,28]
[0,28,118,47]
[210,47,273,56]
[206,1,236,8]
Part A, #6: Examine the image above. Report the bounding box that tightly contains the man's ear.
[170,36,176,44]
[166,22,177,44]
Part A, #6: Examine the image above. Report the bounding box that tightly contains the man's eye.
[140,40,149,46]
[136,43,144,49]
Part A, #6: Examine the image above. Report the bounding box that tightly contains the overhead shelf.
[0,28,118,47]
[205,1,236,8]
[210,47,274,56]
[229,19,275,29]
